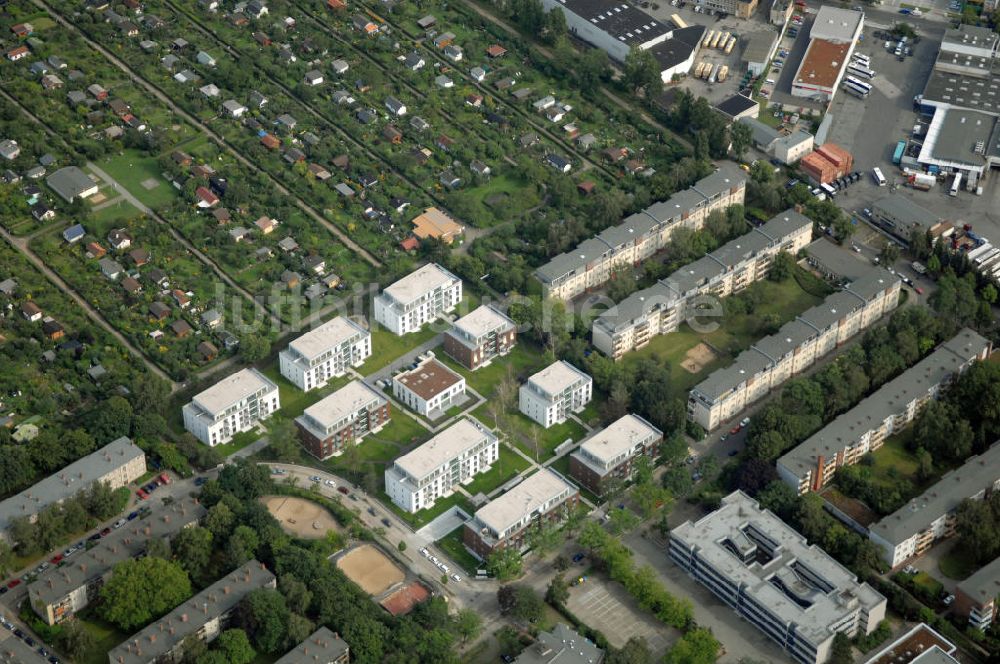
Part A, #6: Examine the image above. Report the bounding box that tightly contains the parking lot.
[565,579,675,657]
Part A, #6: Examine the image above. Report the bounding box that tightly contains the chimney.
[181,614,188,622]
[223,586,231,595]
[149,634,156,643]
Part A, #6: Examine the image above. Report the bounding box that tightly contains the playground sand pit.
[680,343,717,374]
[260,495,340,539]
[337,544,404,595]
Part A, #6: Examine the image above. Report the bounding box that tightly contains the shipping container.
[717,65,729,82]
[703,30,715,47]
[892,141,906,165]
[725,36,737,54]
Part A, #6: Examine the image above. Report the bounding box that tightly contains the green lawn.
[259,365,352,420]
[212,428,261,457]
[325,413,430,478]
[94,150,180,210]
[77,612,129,664]
[357,322,441,375]
[88,197,143,223]
[868,432,920,488]
[464,445,531,497]
[623,275,827,392]
[446,173,542,227]
[507,413,587,463]
[938,543,979,580]
[436,526,482,575]
[911,571,943,598]
[440,342,549,398]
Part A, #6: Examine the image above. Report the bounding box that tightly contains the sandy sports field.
[337,544,404,596]
[260,495,340,539]
[681,342,717,374]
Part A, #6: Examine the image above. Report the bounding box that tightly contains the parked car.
[309,476,322,483]
[337,487,350,495]
[451,574,461,582]
[381,518,391,528]
[572,552,586,563]
[740,417,751,427]
[368,507,377,516]
[324,479,336,487]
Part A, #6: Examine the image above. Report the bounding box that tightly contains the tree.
[662,628,719,664]
[545,573,569,606]
[524,522,564,558]
[607,637,653,664]
[454,608,482,643]
[497,585,543,623]
[205,502,236,541]
[227,525,260,567]
[623,47,662,96]
[284,613,314,650]
[267,418,302,463]
[217,458,273,501]
[608,507,640,535]
[87,396,133,442]
[83,480,126,520]
[278,575,312,615]
[830,215,857,244]
[215,629,256,664]
[172,526,214,581]
[487,547,523,581]
[730,121,752,161]
[239,334,270,363]
[56,619,95,660]
[829,632,854,664]
[768,251,794,281]
[0,540,14,578]
[100,557,192,630]
[236,589,289,654]
[913,400,973,463]
[879,240,901,266]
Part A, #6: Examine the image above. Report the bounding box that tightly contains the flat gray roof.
[810,6,862,43]
[743,31,777,64]
[190,368,277,417]
[46,166,96,201]
[30,497,205,608]
[778,328,990,478]
[380,263,460,306]
[274,628,349,664]
[284,317,368,363]
[0,628,43,662]
[514,623,603,664]
[870,443,1000,547]
[451,305,515,340]
[672,491,885,645]
[942,25,998,51]
[593,281,677,335]
[691,346,775,402]
[297,380,386,435]
[392,418,496,481]
[956,553,1000,610]
[472,468,576,536]
[0,438,144,534]
[525,361,590,399]
[922,57,1000,116]
[574,413,662,467]
[108,561,275,664]
[556,0,671,45]
[805,238,875,281]
[921,108,1000,166]
[738,117,780,147]
[872,194,942,230]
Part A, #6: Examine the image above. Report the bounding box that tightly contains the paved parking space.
[565,580,675,657]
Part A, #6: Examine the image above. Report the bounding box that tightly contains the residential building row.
[295,380,389,460]
[373,263,462,335]
[687,267,902,431]
[392,356,467,418]
[955,554,1000,632]
[569,414,663,496]
[108,560,277,664]
[868,443,1000,569]
[0,437,145,542]
[463,468,579,559]
[593,209,814,360]
[535,163,747,301]
[776,328,991,494]
[275,628,350,664]
[518,361,593,428]
[384,417,498,513]
[670,491,887,664]
[279,316,371,391]
[513,623,604,664]
[30,496,205,626]
[442,304,517,371]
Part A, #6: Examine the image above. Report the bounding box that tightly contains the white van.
[765,78,776,85]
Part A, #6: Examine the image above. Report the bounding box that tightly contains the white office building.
[670,491,887,664]
[385,418,498,513]
[279,316,371,391]
[182,369,280,446]
[373,263,463,335]
[519,361,593,428]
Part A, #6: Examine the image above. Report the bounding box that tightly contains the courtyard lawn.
[440,342,550,398]
[868,431,920,488]
[260,366,352,420]
[506,413,587,463]
[357,321,440,375]
[436,527,482,576]
[326,413,430,476]
[911,571,944,598]
[623,326,725,392]
[95,150,179,210]
[463,445,531,497]
[88,197,143,224]
[78,612,129,664]
[938,543,979,580]
[212,428,261,457]
[380,490,475,529]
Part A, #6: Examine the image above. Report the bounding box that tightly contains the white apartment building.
[688,268,901,430]
[536,164,746,301]
[182,368,280,446]
[373,263,462,335]
[392,357,467,418]
[593,210,813,359]
[670,491,887,664]
[279,316,372,391]
[777,328,991,495]
[519,361,593,428]
[385,418,498,513]
[868,443,1000,569]
[295,380,389,460]
[569,414,663,495]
